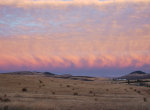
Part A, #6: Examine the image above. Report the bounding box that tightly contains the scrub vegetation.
[0,74,150,110]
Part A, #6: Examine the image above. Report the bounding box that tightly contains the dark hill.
[4,71,47,75]
[0,71,95,81]
[116,71,150,80]
[129,71,146,74]
[43,72,55,76]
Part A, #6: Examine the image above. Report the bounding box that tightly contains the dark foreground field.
[0,74,150,110]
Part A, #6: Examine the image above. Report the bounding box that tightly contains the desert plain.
[0,73,150,110]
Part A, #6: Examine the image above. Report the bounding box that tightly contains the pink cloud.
[0,0,150,75]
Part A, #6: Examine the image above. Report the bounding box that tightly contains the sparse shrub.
[137,79,142,82]
[89,90,93,94]
[127,80,130,84]
[73,92,78,95]
[106,89,109,91]
[3,98,10,102]
[42,84,45,87]
[66,85,70,87]
[130,87,133,89]
[94,98,98,101]
[22,88,27,92]
[4,94,7,97]
[72,88,75,90]
[124,89,128,92]
[52,91,55,95]
[39,80,43,83]
[0,97,10,102]
[143,97,147,102]
[134,89,137,92]
[137,90,141,94]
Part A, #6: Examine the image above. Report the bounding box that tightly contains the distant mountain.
[2,71,57,76]
[129,71,146,74]
[116,71,150,80]
[3,71,43,75]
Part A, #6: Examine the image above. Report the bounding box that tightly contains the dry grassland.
[0,74,150,110]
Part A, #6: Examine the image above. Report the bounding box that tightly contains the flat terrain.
[0,74,150,110]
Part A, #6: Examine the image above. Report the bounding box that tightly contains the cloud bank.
[0,0,150,76]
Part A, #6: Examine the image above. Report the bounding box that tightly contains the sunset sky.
[0,0,150,77]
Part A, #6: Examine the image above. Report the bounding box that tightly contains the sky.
[0,0,150,77]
